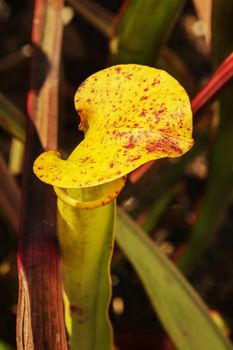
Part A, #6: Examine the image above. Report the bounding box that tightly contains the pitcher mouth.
[54,176,127,209]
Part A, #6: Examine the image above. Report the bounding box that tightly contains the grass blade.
[0,154,20,231]
[0,92,25,142]
[116,207,233,350]
[109,0,186,65]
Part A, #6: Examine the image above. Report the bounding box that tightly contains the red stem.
[191,52,233,115]
[17,0,67,349]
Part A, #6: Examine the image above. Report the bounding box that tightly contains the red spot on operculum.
[178,120,183,128]
[152,78,160,86]
[140,111,147,117]
[140,96,148,101]
[152,111,161,122]
[145,140,162,153]
[124,142,135,149]
[108,162,114,168]
[125,73,132,80]
[152,106,167,122]
[115,67,122,73]
[123,135,135,149]
[114,130,128,137]
[80,156,90,163]
[129,155,141,161]
[146,136,182,154]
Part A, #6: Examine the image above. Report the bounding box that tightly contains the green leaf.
[142,183,180,233]
[116,207,233,350]
[0,153,20,231]
[109,0,186,65]
[0,340,14,350]
[0,92,26,142]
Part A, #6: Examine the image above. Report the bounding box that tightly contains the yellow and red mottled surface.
[34,64,193,188]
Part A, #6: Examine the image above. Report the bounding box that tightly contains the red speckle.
[146,135,182,155]
[140,96,148,101]
[130,155,141,161]
[146,140,160,153]
[152,78,160,86]
[116,170,121,175]
[125,73,132,80]
[115,66,122,73]
[115,130,128,137]
[123,135,135,149]
[144,87,149,92]
[80,156,90,163]
[124,142,135,149]
[87,98,91,103]
[91,89,95,93]
[152,107,166,122]
[70,305,83,316]
[181,329,190,338]
[140,111,146,117]
[152,111,161,122]
[108,162,114,168]
[178,120,183,128]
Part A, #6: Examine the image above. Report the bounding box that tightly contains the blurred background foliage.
[0,0,233,349]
